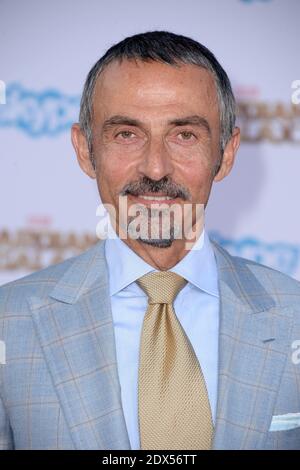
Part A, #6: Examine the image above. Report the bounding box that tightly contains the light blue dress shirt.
[104,229,219,450]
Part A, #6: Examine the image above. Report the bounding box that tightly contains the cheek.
[96,148,135,195]
[176,159,214,198]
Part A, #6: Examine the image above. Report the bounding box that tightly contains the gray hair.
[79,31,236,171]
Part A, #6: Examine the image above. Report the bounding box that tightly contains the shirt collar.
[170,230,219,297]
[104,228,219,298]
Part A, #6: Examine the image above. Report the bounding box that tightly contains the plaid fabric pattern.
[0,239,300,449]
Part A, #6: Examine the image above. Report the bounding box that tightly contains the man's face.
[73,59,239,248]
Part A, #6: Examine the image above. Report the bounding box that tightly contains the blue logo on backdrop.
[0,83,80,137]
[210,231,299,277]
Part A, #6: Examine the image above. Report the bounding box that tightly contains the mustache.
[120,176,191,200]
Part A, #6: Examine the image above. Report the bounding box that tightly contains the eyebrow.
[102,114,211,135]
[169,115,211,135]
[102,115,141,130]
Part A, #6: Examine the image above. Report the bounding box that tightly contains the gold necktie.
[137,271,213,450]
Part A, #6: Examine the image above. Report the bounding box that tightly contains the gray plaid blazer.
[0,239,300,450]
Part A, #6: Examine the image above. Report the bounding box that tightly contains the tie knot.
[137,271,187,305]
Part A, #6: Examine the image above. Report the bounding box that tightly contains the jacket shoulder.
[212,240,300,305]
[235,254,300,293]
[0,242,103,317]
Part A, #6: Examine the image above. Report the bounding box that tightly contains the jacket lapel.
[212,242,293,449]
[28,241,131,450]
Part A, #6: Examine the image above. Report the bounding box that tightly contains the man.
[1,31,300,450]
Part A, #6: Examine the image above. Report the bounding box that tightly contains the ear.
[214,127,240,182]
[71,123,96,179]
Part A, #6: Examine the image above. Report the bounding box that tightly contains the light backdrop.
[1,0,299,284]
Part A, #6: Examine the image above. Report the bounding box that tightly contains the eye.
[116,130,136,139]
[179,131,196,140]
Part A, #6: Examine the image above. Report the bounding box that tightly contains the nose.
[137,137,174,181]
